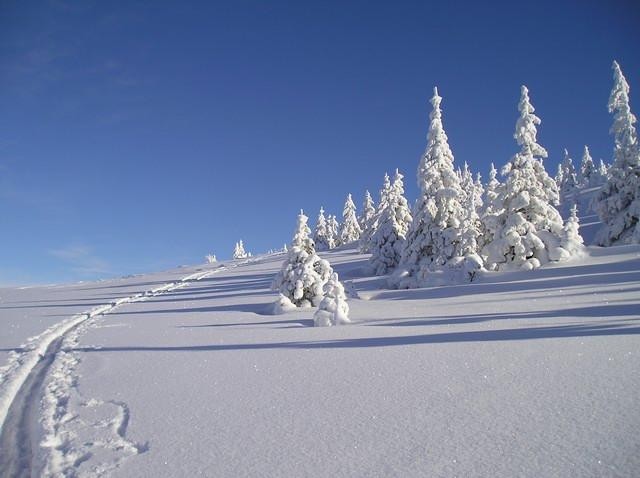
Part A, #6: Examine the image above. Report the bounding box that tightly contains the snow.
[0,238,639,476]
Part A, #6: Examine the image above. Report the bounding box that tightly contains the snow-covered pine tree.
[314,207,333,251]
[360,174,391,253]
[368,169,412,275]
[483,85,569,271]
[595,61,640,245]
[339,193,362,244]
[597,159,609,181]
[562,204,585,256]
[393,87,482,286]
[205,254,217,264]
[481,163,503,255]
[359,190,376,234]
[555,163,564,190]
[580,145,597,188]
[272,210,333,308]
[474,172,485,214]
[313,272,351,327]
[328,214,340,248]
[560,148,578,201]
[233,240,248,259]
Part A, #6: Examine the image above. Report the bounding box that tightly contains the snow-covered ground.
[1,243,639,477]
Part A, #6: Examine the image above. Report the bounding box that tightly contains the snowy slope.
[1,245,639,477]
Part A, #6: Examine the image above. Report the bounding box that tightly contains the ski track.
[0,264,231,477]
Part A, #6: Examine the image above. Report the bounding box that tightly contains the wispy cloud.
[49,243,111,276]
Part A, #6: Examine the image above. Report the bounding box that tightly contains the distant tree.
[597,159,609,182]
[554,163,564,190]
[313,207,333,251]
[205,254,217,264]
[481,163,502,252]
[233,240,249,259]
[328,214,340,248]
[579,145,597,188]
[483,86,569,270]
[272,210,333,307]
[358,190,376,235]
[560,148,578,201]
[562,204,585,256]
[339,193,362,244]
[369,169,412,275]
[595,61,640,245]
[360,174,390,253]
[313,272,351,327]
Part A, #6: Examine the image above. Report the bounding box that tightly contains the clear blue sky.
[1,0,638,285]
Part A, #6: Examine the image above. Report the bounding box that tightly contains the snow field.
[51,245,640,477]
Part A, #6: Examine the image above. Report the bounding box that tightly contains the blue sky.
[1,0,638,285]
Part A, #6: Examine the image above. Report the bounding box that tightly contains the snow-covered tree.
[394,87,482,286]
[314,207,334,251]
[313,272,350,327]
[272,210,333,308]
[481,163,502,250]
[339,193,362,244]
[368,169,412,275]
[328,214,340,248]
[360,174,390,253]
[233,240,249,259]
[474,172,485,213]
[562,204,585,256]
[205,254,217,264]
[555,163,564,190]
[579,145,597,188]
[598,159,609,181]
[359,190,376,232]
[595,61,640,245]
[483,86,569,270]
[560,148,578,200]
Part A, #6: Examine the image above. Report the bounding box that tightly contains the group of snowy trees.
[270,60,638,319]
[271,210,350,326]
[312,194,363,251]
[232,240,250,259]
[555,147,609,202]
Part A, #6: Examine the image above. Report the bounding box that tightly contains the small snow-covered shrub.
[313,272,350,327]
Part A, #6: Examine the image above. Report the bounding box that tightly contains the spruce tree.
[328,215,340,248]
[483,86,569,270]
[580,145,597,188]
[233,240,248,259]
[368,169,412,275]
[313,207,332,251]
[395,88,480,286]
[359,190,376,234]
[560,148,578,200]
[595,61,640,245]
[313,272,350,327]
[360,174,390,253]
[562,204,585,256]
[339,193,362,244]
[272,210,333,307]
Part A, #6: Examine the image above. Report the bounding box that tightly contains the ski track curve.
[0,264,230,477]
